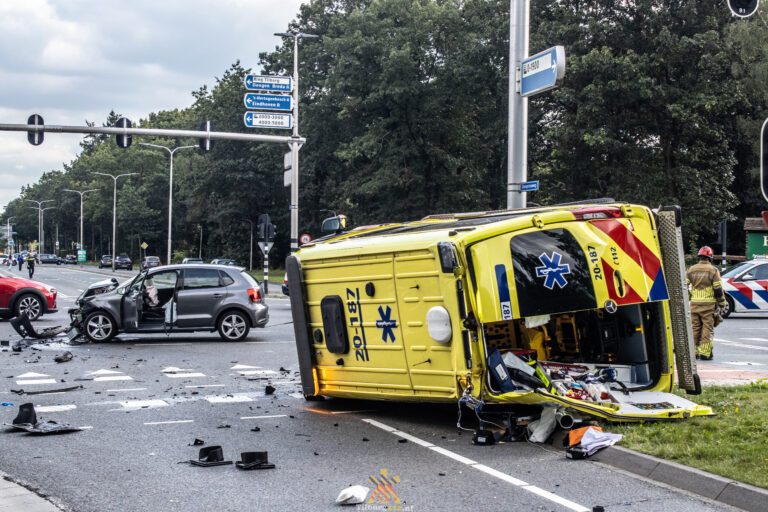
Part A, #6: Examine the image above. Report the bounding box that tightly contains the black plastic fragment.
[189,446,232,467]
[235,451,275,470]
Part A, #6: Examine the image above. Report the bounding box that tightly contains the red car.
[0,276,57,321]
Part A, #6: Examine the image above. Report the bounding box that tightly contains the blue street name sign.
[243,93,292,112]
[520,180,540,192]
[244,74,293,92]
[243,112,293,130]
[520,46,565,97]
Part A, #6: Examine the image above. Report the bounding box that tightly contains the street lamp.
[40,206,56,253]
[139,143,197,264]
[63,188,97,260]
[242,219,253,271]
[198,224,203,259]
[94,172,137,271]
[25,199,54,251]
[274,29,318,253]
[6,216,14,254]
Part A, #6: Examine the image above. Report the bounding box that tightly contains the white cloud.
[0,0,306,207]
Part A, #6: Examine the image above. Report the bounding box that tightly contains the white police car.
[721,258,768,317]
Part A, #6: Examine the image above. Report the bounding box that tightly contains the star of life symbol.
[535,251,571,289]
[375,305,398,343]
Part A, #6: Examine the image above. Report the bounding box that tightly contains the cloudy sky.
[0,0,306,207]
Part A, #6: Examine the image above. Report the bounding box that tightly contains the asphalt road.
[0,264,750,512]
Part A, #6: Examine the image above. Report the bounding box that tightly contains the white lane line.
[240,414,287,420]
[79,426,93,430]
[231,364,261,370]
[144,420,194,426]
[363,419,589,512]
[94,376,133,382]
[106,388,147,392]
[206,395,253,404]
[165,372,206,378]
[16,379,57,385]
[36,405,77,413]
[185,384,225,389]
[742,337,768,342]
[135,343,191,346]
[237,370,276,376]
[118,399,169,409]
[715,338,768,351]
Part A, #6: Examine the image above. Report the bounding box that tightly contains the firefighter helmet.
[697,246,713,258]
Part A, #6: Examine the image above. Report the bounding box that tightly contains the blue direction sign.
[244,74,292,92]
[520,180,540,192]
[243,93,292,112]
[521,46,565,97]
[244,112,293,130]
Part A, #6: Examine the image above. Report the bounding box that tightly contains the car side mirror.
[742,273,754,281]
[321,214,348,234]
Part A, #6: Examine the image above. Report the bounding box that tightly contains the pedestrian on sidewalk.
[686,246,726,360]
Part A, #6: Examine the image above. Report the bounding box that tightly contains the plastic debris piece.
[528,407,557,443]
[336,485,370,505]
[54,352,73,363]
[189,446,232,467]
[265,385,276,395]
[217,424,231,429]
[235,451,275,470]
[251,427,261,432]
[23,421,83,435]
[190,439,205,446]
[13,403,37,426]
[1,402,12,407]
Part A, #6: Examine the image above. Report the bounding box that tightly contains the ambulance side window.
[321,295,349,354]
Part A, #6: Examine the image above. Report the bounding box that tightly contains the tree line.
[3,0,766,266]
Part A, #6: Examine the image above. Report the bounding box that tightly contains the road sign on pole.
[27,114,44,145]
[520,180,540,192]
[243,93,292,112]
[521,46,566,97]
[244,75,293,92]
[77,249,86,263]
[728,0,759,17]
[243,112,293,130]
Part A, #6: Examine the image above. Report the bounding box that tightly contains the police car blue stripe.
[727,290,760,310]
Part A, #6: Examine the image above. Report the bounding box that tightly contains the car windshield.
[722,262,754,278]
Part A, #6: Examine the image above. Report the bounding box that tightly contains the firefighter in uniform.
[686,246,725,360]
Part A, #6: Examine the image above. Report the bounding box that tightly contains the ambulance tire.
[303,394,325,402]
[722,295,734,319]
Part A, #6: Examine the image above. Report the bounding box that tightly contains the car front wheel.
[217,311,250,341]
[84,311,117,343]
[722,295,734,319]
[15,294,43,321]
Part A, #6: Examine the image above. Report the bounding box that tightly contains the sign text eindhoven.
[243,93,292,112]
[244,74,293,92]
[244,112,293,130]
[520,46,566,97]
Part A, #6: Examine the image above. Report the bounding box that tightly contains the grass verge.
[611,382,768,489]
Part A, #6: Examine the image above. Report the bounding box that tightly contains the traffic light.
[116,117,132,148]
[27,114,44,146]
[728,0,759,17]
[199,120,213,151]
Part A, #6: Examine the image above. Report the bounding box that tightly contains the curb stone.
[593,445,768,511]
[0,471,63,512]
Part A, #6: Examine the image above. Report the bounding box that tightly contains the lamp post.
[242,219,253,271]
[40,206,56,253]
[63,188,97,259]
[94,172,137,271]
[198,224,203,259]
[274,29,318,254]
[6,216,14,254]
[25,199,54,251]
[139,143,197,264]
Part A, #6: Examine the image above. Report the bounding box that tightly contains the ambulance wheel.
[722,296,734,319]
[304,394,325,401]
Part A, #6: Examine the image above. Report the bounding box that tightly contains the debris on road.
[189,439,205,446]
[54,351,73,363]
[265,385,275,395]
[565,427,622,459]
[189,446,232,467]
[1,402,13,407]
[235,451,275,470]
[10,385,83,396]
[335,485,369,505]
[250,427,261,432]
[5,403,82,435]
[217,424,231,429]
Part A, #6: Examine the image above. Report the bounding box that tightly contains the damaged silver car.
[69,264,269,342]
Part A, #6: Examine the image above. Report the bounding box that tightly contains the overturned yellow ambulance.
[287,202,712,422]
